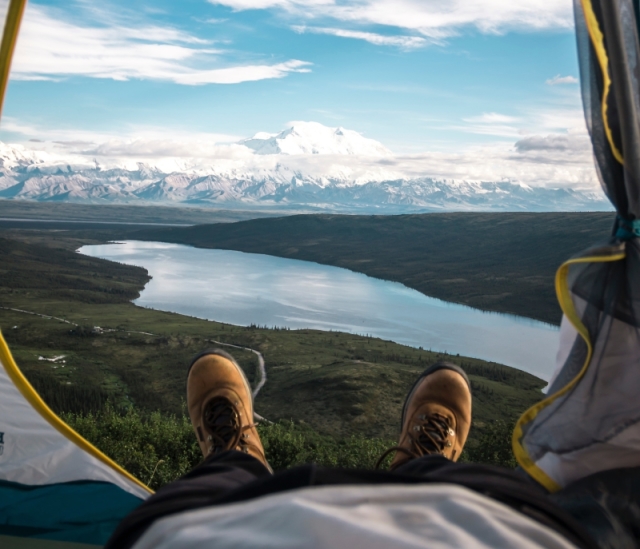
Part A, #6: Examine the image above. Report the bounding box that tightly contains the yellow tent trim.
[0,331,153,494]
[0,0,27,119]
[579,0,624,165]
[512,250,625,492]
[0,0,152,498]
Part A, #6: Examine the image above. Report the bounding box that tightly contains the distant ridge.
[0,122,611,212]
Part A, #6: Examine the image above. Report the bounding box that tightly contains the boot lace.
[376,413,454,469]
[202,396,256,455]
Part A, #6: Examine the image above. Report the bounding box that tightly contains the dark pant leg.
[108,453,599,549]
[550,467,640,549]
[105,451,272,549]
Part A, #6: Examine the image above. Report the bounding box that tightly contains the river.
[79,241,560,380]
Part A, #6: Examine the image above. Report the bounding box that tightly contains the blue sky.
[0,0,597,189]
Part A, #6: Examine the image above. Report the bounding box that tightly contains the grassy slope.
[133,212,614,325]
[0,230,545,444]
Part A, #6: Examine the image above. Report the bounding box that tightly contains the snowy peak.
[240,121,391,156]
[0,131,610,213]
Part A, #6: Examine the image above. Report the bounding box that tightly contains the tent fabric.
[0,332,151,545]
[0,1,150,546]
[513,0,640,492]
[0,480,142,542]
[0,0,25,118]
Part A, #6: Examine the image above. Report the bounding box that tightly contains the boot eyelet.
[446,441,452,448]
[449,429,455,437]
[413,426,420,431]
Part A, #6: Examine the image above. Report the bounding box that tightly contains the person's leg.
[107,358,475,548]
[106,451,271,549]
[186,349,272,471]
[106,355,603,549]
[379,363,548,511]
[105,350,274,549]
[203,361,595,548]
[375,362,598,548]
[386,362,638,548]
[384,361,472,469]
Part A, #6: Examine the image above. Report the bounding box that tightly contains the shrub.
[63,406,201,490]
[462,420,517,469]
[28,372,110,415]
[64,410,518,491]
[258,421,393,470]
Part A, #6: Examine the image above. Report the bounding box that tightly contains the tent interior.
[1,0,640,547]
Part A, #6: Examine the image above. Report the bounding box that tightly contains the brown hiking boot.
[382,362,472,471]
[187,349,272,473]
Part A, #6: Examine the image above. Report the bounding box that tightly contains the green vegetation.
[0,228,542,440]
[0,213,557,488]
[134,212,614,324]
[62,407,515,490]
[63,407,202,490]
[0,200,276,225]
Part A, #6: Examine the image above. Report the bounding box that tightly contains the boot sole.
[188,348,255,417]
[399,361,471,430]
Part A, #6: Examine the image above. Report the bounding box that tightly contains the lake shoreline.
[79,241,559,380]
[128,213,614,326]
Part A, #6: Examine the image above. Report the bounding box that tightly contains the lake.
[79,241,560,380]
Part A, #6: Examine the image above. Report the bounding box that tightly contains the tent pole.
[0,0,27,119]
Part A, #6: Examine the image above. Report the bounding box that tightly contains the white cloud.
[464,113,520,124]
[447,112,523,138]
[385,148,596,188]
[535,107,586,133]
[0,118,243,155]
[11,4,311,84]
[292,26,427,48]
[209,0,573,38]
[514,133,589,154]
[76,141,600,190]
[442,107,588,140]
[512,135,592,171]
[546,74,579,85]
[0,118,113,144]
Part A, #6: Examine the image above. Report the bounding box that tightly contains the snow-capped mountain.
[240,121,392,156]
[0,122,612,213]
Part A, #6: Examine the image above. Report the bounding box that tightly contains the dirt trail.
[209,339,269,422]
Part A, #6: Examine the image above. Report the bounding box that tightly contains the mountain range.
[0,122,611,213]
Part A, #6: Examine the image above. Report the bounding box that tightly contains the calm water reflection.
[80,241,559,380]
